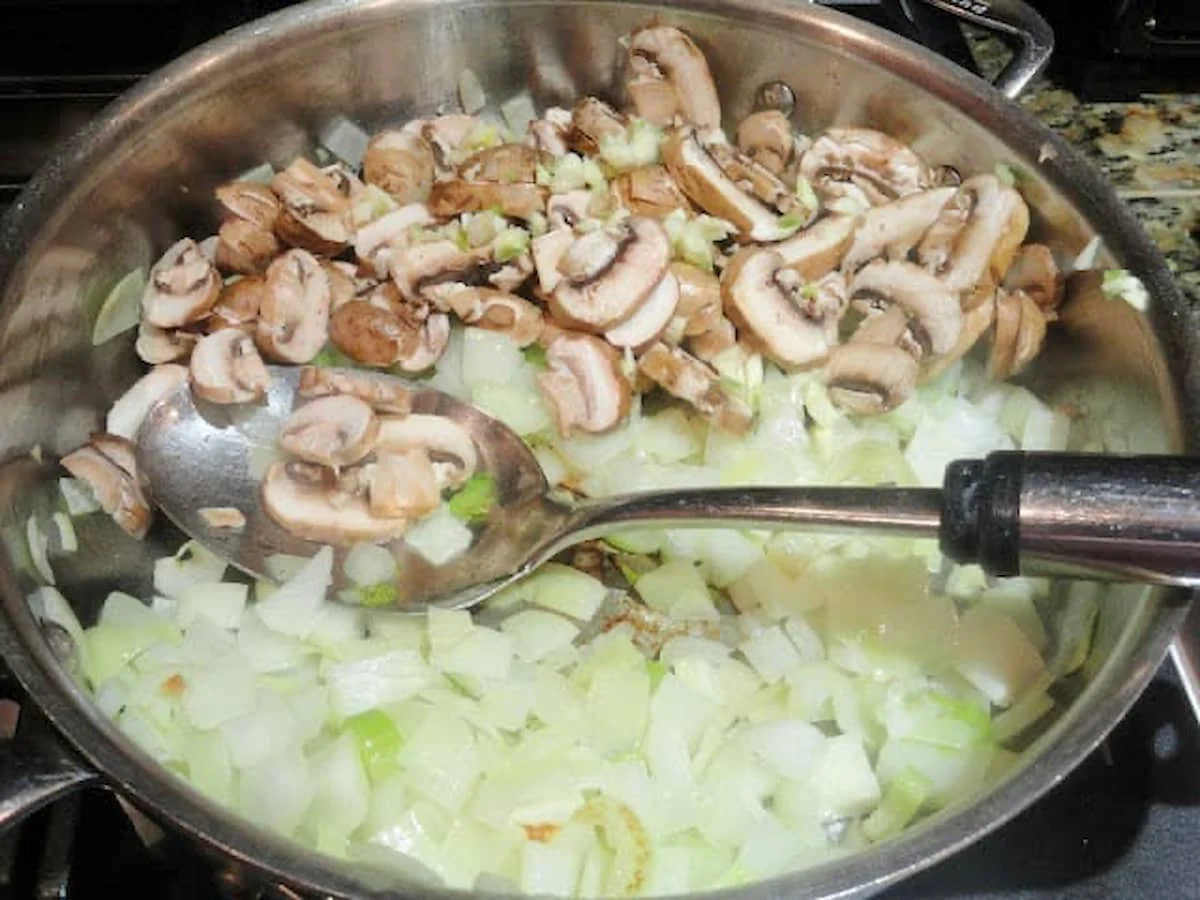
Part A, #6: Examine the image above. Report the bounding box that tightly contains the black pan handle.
[911,0,1054,99]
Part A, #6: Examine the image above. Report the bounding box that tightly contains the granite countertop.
[969,34,1199,307]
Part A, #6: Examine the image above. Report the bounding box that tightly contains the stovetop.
[1,2,1199,898]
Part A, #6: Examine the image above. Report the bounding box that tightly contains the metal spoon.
[136,366,1200,610]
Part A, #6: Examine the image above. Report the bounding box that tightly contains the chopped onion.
[344,543,398,587]
[59,477,100,516]
[25,514,54,584]
[320,116,371,169]
[458,69,487,115]
[405,506,473,566]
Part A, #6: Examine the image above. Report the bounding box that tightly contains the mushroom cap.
[256,249,333,364]
[531,228,577,296]
[604,271,680,350]
[670,261,723,336]
[1002,243,1063,314]
[394,311,450,373]
[279,394,380,468]
[735,110,794,174]
[841,186,957,273]
[322,261,358,312]
[611,165,692,219]
[824,342,919,415]
[548,217,672,332]
[376,413,479,489]
[799,127,933,209]
[136,322,197,365]
[921,293,996,383]
[774,214,860,281]
[567,97,629,156]
[458,143,547,183]
[368,449,441,519]
[261,461,411,544]
[106,364,188,440]
[432,285,544,347]
[721,247,842,370]
[686,314,738,364]
[389,239,489,304]
[538,332,632,436]
[850,259,962,358]
[362,129,436,203]
[271,158,352,256]
[663,127,789,242]
[354,203,434,278]
[215,181,280,230]
[142,237,222,329]
[989,288,1047,380]
[627,26,722,131]
[428,180,549,221]
[209,276,265,333]
[215,218,280,276]
[416,114,481,172]
[190,327,272,404]
[61,434,153,539]
[329,300,414,367]
[546,190,597,231]
[297,366,414,414]
[637,342,752,433]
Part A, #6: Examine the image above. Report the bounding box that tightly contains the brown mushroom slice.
[355,203,434,279]
[548,217,672,332]
[297,366,414,414]
[106,363,188,440]
[825,343,919,415]
[136,322,197,364]
[849,260,962,358]
[256,249,332,364]
[921,295,996,382]
[916,174,1030,294]
[721,248,845,370]
[841,187,958,273]
[799,127,934,209]
[531,228,577,296]
[545,190,595,232]
[271,158,352,256]
[198,507,247,531]
[261,461,410,544]
[567,97,629,157]
[368,449,441,519]
[663,128,792,243]
[389,240,482,304]
[1002,244,1063,315]
[989,289,1047,380]
[703,140,802,218]
[671,262,723,336]
[208,276,264,333]
[605,271,680,350]
[376,414,478,489]
[323,262,358,312]
[142,238,222,328]
[637,342,752,434]
[528,107,573,157]
[215,218,280,276]
[736,111,794,175]
[394,311,451,374]
[612,165,691,219]
[362,129,436,203]
[417,114,482,173]
[428,180,549,221]
[279,394,380,468]
[538,333,632,437]
[432,285,544,347]
[328,301,409,368]
[774,215,860,281]
[626,26,721,131]
[686,315,738,363]
[189,328,271,405]
[216,181,280,230]
[458,144,546,183]
[61,435,152,539]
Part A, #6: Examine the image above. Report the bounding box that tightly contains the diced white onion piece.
[51,513,78,553]
[153,542,228,600]
[238,750,314,836]
[635,560,717,621]
[255,546,334,639]
[59,477,100,516]
[405,506,473,566]
[26,515,54,584]
[501,93,538,135]
[811,734,882,818]
[325,650,432,718]
[237,608,313,673]
[175,582,247,630]
[501,610,579,663]
[458,69,487,114]
[344,543,398,587]
[739,625,801,684]
[319,116,371,168]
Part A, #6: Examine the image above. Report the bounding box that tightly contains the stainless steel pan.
[0,0,1192,897]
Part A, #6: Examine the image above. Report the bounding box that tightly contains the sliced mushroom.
[637,342,752,434]
[429,285,544,347]
[611,165,691,219]
[361,129,436,203]
[297,366,414,414]
[189,328,271,404]
[395,310,450,374]
[417,114,481,173]
[279,394,380,468]
[548,217,672,331]
[215,218,281,275]
[142,238,222,328]
[105,363,188,440]
[389,240,484,304]
[376,414,478,489]
[215,181,280,231]
[459,144,546,183]
[841,187,957,273]
[322,261,357,312]
[354,203,434,278]
[567,97,629,157]
[921,294,996,382]
[626,26,721,131]
[538,332,632,437]
[208,276,264,333]
[528,107,573,157]
[915,174,1030,294]
[671,262,723,337]
[256,249,332,364]
[1003,244,1063,315]
[261,460,410,544]
[825,342,919,415]
[271,158,352,256]
[136,322,197,364]
[328,300,415,367]
[428,180,548,221]
[686,314,738,364]
[989,288,1047,380]
[774,214,860,280]
[605,271,680,350]
[322,162,367,204]
[663,127,795,242]
[198,507,247,531]
[849,260,962,358]
[721,247,846,369]
[367,449,441,519]
[736,111,794,175]
[799,128,933,211]
[531,228,577,296]
[547,190,597,231]
[61,434,152,539]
